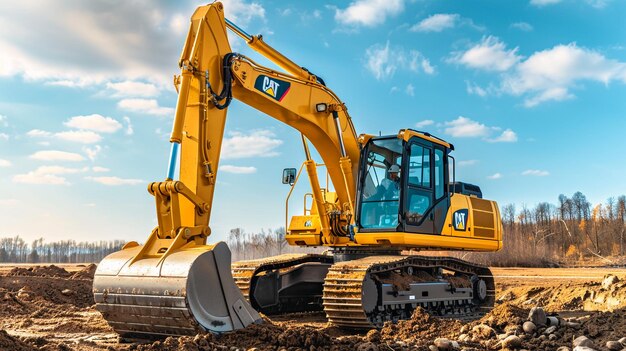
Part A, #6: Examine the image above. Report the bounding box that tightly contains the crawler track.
[322,255,495,328]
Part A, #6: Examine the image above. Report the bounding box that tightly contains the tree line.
[454,191,626,267]
[0,237,125,263]
[227,227,322,261]
[2,191,624,266]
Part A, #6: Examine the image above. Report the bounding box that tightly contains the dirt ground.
[1,264,625,351]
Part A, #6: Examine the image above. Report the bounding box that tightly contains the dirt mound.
[9,265,72,278]
[380,307,463,344]
[70,264,97,280]
[0,330,36,351]
[136,322,336,351]
[477,303,528,329]
[497,274,626,312]
[515,308,626,351]
[0,274,94,314]
[1,289,31,316]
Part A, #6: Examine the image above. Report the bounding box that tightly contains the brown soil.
[9,265,73,278]
[381,307,463,343]
[0,330,36,351]
[69,264,97,280]
[0,264,625,351]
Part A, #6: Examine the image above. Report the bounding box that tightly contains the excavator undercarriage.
[231,252,494,328]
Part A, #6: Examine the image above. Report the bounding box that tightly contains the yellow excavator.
[93,2,503,338]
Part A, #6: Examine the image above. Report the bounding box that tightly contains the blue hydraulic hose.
[166,142,180,180]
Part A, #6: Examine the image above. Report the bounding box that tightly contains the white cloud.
[86,176,143,185]
[522,169,549,176]
[118,98,174,116]
[0,159,11,167]
[488,173,502,180]
[92,166,110,172]
[30,150,85,162]
[64,114,122,133]
[220,165,257,174]
[335,0,404,27]
[0,199,18,206]
[28,126,104,144]
[27,129,52,137]
[465,81,488,97]
[55,130,102,144]
[450,36,521,72]
[443,116,518,143]
[458,160,478,167]
[0,2,192,87]
[420,58,435,75]
[11,166,85,185]
[365,42,434,80]
[34,165,88,175]
[169,14,187,35]
[84,145,102,161]
[586,0,611,8]
[222,0,266,27]
[366,42,395,80]
[0,114,7,127]
[106,81,159,98]
[502,43,626,107]
[444,117,490,138]
[123,116,134,135]
[454,37,626,106]
[487,129,518,143]
[415,120,434,128]
[530,0,562,6]
[523,88,573,107]
[222,130,283,159]
[13,172,69,185]
[511,22,533,31]
[0,133,8,141]
[405,84,415,97]
[410,14,459,32]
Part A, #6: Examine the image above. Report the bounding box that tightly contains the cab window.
[434,148,445,199]
[406,144,432,225]
[359,138,403,229]
[408,144,430,188]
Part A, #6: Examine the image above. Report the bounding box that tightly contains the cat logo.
[262,76,279,97]
[452,209,469,231]
[254,75,291,102]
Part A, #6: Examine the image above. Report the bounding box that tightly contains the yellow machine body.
[94,2,503,338]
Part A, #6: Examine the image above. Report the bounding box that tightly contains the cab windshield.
[359,138,403,229]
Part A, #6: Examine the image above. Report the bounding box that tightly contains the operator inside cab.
[369,164,401,202]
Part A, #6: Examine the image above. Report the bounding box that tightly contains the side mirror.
[282,168,296,185]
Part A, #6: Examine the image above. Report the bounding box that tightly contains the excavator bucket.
[93,241,262,338]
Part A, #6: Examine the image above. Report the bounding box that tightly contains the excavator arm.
[93,2,361,337]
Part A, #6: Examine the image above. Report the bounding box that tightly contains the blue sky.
[1,0,625,243]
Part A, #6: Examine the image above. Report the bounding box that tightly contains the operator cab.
[356,130,452,235]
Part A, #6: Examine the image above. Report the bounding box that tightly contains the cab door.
[402,141,450,235]
[403,142,435,234]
